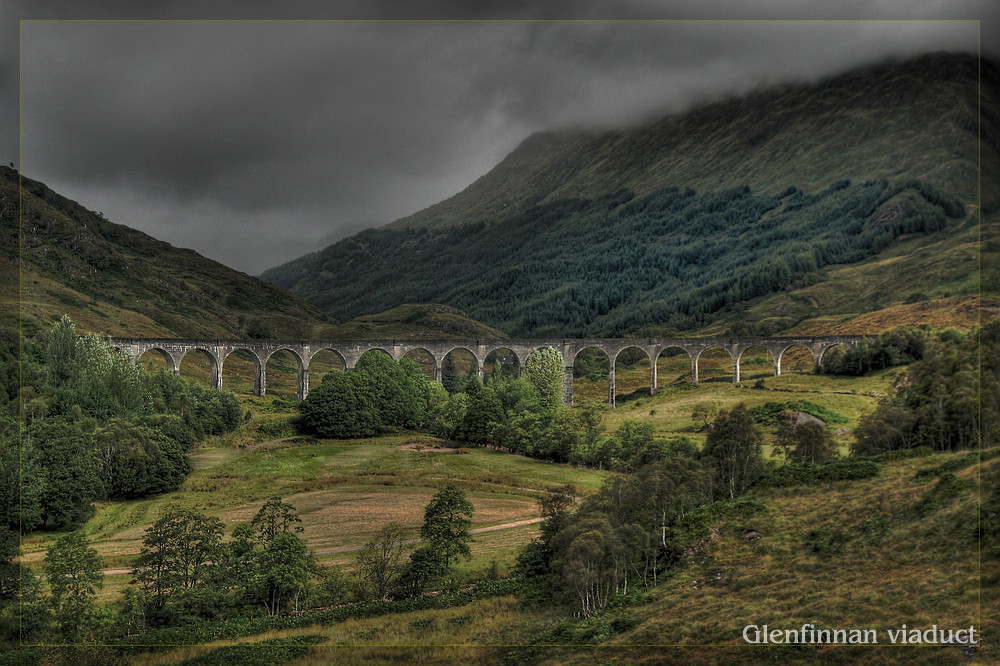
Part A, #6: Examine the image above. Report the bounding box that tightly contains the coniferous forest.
[263,179,965,336]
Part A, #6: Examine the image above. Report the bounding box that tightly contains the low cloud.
[3,1,994,273]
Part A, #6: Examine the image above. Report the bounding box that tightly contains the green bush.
[760,459,881,488]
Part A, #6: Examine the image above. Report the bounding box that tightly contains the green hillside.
[263,52,997,338]
[3,168,498,340]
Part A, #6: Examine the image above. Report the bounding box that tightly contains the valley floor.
[16,365,993,665]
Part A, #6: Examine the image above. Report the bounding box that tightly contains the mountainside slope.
[388,52,993,231]
[3,168,498,340]
[263,52,996,338]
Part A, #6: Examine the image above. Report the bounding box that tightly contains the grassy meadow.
[117,447,994,666]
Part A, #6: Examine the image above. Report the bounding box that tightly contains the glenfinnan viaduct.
[112,336,865,408]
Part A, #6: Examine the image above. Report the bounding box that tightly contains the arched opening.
[614,346,651,403]
[655,346,692,385]
[778,345,816,375]
[308,349,347,391]
[572,347,610,404]
[221,349,261,395]
[440,347,478,394]
[484,347,519,384]
[179,348,219,388]
[737,345,775,384]
[818,343,852,374]
[696,347,734,383]
[139,348,173,375]
[264,349,302,399]
[401,348,437,381]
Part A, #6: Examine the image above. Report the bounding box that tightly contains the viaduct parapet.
[111,336,865,407]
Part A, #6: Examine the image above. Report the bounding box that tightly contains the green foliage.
[251,497,304,547]
[356,522,407,602]
[750,400,848,425]
[252,531,312,617]
[298,355,432,439]
[420,484,474,568]
[93,419,189,499]
[702,404,765,499]
[44,532,104,640]
[760,460,881,488]
[852,321,997,455]
[783,421,839,464]
[441,353,462,395]
[26,417,103,530]
[459,386,505,444]
[264,178,963,337]
[396,546,447,599]
[524,347,564,409]
[298,370,380,438]
[131,508,225,626]
[115,578,523,649]
[822,326,932,375]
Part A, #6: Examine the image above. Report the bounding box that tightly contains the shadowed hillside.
[2,167,499,340]
[263,52,997,338]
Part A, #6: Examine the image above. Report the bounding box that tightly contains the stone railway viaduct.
[112,336,865,408]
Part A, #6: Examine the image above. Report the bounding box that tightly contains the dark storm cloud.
[3,1,996,273]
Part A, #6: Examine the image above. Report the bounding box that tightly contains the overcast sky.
[3,2,995,274]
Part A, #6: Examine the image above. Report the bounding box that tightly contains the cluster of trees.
[821,326,938,376]
[516,404,779,616]
[298,352,431,438]
[264,178,964,336]
[4,497,331,643]
[852,322,998,455]
[3,486,481,645]
[0,317,242,534]
[356,484,475,601]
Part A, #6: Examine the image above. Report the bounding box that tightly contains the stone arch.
[401,347,438,381]
[139,347,176,375]
[571,346,611,407]
[654,346,694,386]
[817,343,852,373]
[307,347,347,369]
[694,346,735,384]
[612,346,653,402]
[263,348,304,400]
[736,345,775,384]
[221,348,263,395]
[307,348,347,392]
[483,346,520,382]
[440,346,479,393]
[179,347,221,389]
[776,344,817,375]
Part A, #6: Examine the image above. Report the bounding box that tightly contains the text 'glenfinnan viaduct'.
[112,336,865,407]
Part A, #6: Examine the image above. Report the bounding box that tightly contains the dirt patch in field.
[399,442,459,453]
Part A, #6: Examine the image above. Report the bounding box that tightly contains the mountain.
[263,52,997,338]
[2,167,497,340]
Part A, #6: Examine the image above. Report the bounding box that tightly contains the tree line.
[0,317,242,534]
